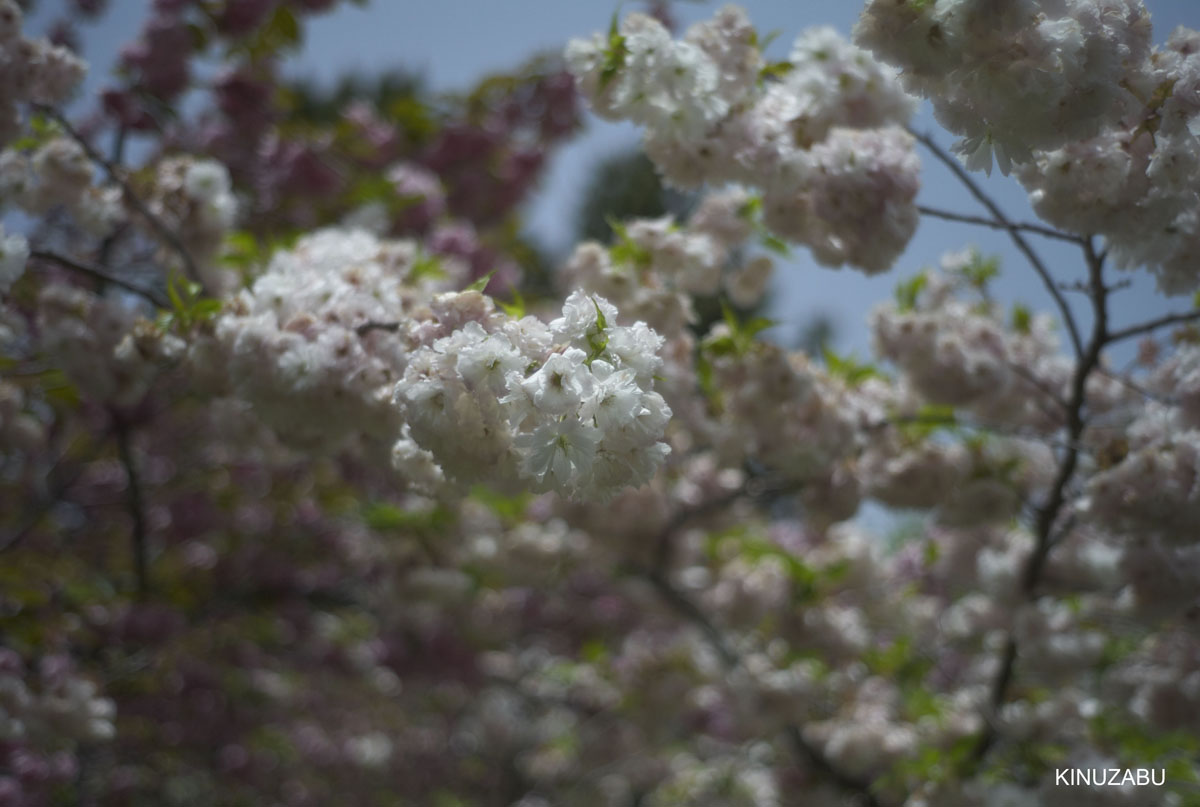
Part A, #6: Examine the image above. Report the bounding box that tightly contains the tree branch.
[29,248,168,307]
[113,415,150,601]
[916,205,1085,245]
[33,104,203,289]
[970,238,1109,763]
[1107,309,1200,343]
[910,130,1085,359]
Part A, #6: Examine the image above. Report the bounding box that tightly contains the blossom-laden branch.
[32,104,204,289]
[971,238,1110,763]
[636,478,888,807]
[910,129,1085,359]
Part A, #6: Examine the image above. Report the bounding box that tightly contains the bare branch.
[917,204,1085,244]
[1108,309,1200,343]
[30,248,168,307]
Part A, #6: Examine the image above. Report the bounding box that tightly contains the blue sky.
[28,0,1200,358]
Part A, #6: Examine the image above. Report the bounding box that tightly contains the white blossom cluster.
[565,189,772,338]
[567,7,920,274]
[211,229,672,499]
[855,0,1200,292]
[1082,402,1200,542]
[703,338,858,483]
[870,264,1075,430]
[395,290,672,501]
[0,380,43,460]
[1020,24,1200,293]
[147,157,239,291]
[37,283,180,406]
[0,0,86,147]
[0,140,124,239]
[209,229,423,455]
[855,0,1152,174]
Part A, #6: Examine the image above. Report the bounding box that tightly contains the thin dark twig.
[33,104,203,287]
[30,248,167,307]
[910,130,1085,359]
[1108,309,1200,343]
[916,205,1085,244]
[356,320,402,336]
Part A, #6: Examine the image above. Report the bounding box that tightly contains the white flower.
[456,325,525,394]
[518,348,592,415]
[550,290,617,345]
[581,360,642,431]
[605,321,664,381]
[514,416,601,492]
[183,160,232,203]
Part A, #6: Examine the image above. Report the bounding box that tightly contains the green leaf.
[585,296,610,363]
[822,346,881,386]
[497,288,526,318]
[363,502,453,533]
[1011,303,1032,334]
[607,215,653,268]
[464,268,497,293]
[954,250,1001,290]
[469,486,530,525]
[599,12,629,90]
[894,272,928,312]
[580,639,608,664]
[409,250,445,282]
[759,61,794,82]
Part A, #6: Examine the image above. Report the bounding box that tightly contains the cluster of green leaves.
[158,273,222,332]
[705,525,850,606]
[822,345,882,387]
[220,230,302,280]
[894,271,928,312]
[895,403,959,442]
[952,250,1001,293]
[9,113,61,152]
[696,302,775,408]
[468,486,532,527]
[363,500,455,534]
